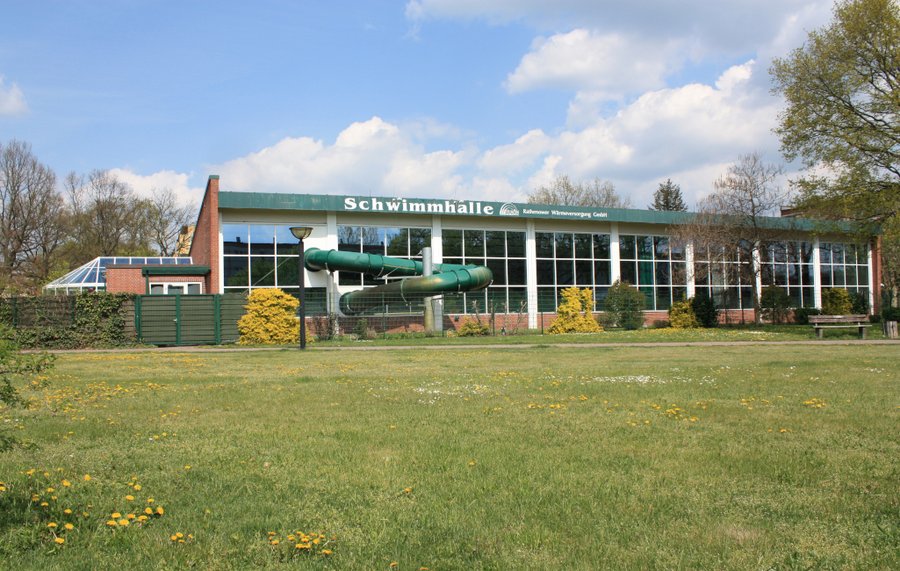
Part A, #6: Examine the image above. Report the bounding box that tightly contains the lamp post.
[290,226,313,349]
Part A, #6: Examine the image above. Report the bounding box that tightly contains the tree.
[0,140,66,294]
[671,153,792,323]
[66,170,154,264]
[145,188,194,256]
[771,0,899,299]
[528,175,632,208]
[649,179,687,211]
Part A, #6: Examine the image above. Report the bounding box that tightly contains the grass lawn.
[1,344,898,569]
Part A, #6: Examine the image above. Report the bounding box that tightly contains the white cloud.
[213,116,471,199]
[506,29,680,99]
[108,168,203,208]
[0,76,27,116]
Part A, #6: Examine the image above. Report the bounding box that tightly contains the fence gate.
[135,294,246,346]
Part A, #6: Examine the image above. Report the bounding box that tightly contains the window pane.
[654,237,669,260]
[506,232,525,258]
[150,284,164,295]
[250,225,275,255]
[575,260,592,285]
[464,230,485,258]
[832,243,844,264]
[443,229,463,257]
[556,260,573,286]
[275,226,300,255]
[858,266,869,286]
[820,265,832,286]
[655,262,671,285]
[507,288,527,312]
[819,243,832,264]
[507,259,526,285]
[594,260,611,285]
[555,233,573,258]
[593,234,610,259]
[620,235,636,259]
[385,228,407,256]
[670,242,685,261]
[574,234,592,258]
[485,230,506,257]
[638,261,654,286]
[833,265,845,286]
[187,283,201,294]
[620,261,637,284]
[362,227,386,255]
[536,232,555,258]
[224,257,249,287]
[637,236,654,260]
[338,226,360,252]
[168,285,185,295]
[656,288,671,310]
[410,228,431,255]
[277,257,299,288]
[537,288,556,312]
[537,260,554,285]
[487,259,506,285]
[251,257,276,287]
[222,224,248,255]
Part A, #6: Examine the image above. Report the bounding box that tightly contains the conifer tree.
[649,179,687,211]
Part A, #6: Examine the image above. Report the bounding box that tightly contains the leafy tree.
[771,0,899,290]
[528,175,631,208]
[649,179,687,211]
[671,153,792,323]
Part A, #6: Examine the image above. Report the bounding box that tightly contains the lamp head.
[289,226,313,240]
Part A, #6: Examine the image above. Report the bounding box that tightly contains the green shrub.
[690,295,719,328]
[457,317,490,336]
[760,286,792,324]
[238,288,311,345]
[821,288,853,315]
[603,281,645,330]
[668,300,699,328]
[793,307,821,325]
[0,325,54,451]
[850,291,869,314]
[548,287,602,334]
[881,305,900,322]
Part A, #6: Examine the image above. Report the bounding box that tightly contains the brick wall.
[189,175,220,294]
[106,267,145,294]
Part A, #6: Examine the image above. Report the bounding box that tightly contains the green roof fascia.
[217,191,866,234]
[141,266,210,277]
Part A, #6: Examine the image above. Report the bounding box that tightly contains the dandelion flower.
[54,537,65,545]
[125,495,134,501]
[111,512,122,519]
[322,549,333,555]
[118,519,130,527]
[63,509,72,515]
[64,523,74,531]
[61,480,71,487]
[47,522,58,528]
[156,507,164,516]
[83,475,91,481]
[106,520,117,527]
[144,507,154,515]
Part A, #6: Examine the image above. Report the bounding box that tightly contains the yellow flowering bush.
[238,289,313,345]
[668,300,699,329]
[548,287,602,334]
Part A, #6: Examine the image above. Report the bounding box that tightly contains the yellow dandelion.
[146,498,155,504]
[322,549,333,555]
[137,515,148,522]
[54,537,65,545]
[63,508,72,515]
[144,507,154,515]
[155,507,164,516]
[64,523,74,531]
[83,474,91,481]
[170,534,179,541]
[270,539,280,546]
[118,519,130,527]
[47,522,58,528]
[61,479,71,487]
[126,513,136,520]
[106,520,117,527]
[133,484,141,491]
[184,465,191,470]
[111,512,122,519]
[125,495,134,501]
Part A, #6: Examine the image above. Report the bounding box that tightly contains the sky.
[0,0,836,211]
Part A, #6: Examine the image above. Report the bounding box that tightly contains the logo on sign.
[499,203,520,216]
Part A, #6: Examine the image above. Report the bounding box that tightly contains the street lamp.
[290,226,313,349]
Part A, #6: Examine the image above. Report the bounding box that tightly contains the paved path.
[39,338,900,354]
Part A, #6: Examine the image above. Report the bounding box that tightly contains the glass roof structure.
[44,256,194,294]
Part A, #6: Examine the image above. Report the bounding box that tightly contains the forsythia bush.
[238,289,311,345]
[668,300,699,328]
[549,287,602,333]
[457,317,490,336]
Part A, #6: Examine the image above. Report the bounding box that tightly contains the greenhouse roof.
[45,256,194,290]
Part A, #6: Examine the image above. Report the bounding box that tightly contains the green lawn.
[1,345,898,569]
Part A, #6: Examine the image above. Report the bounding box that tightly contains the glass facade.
[535,232,612,312]
[443,229,527,314]
[619,235,686,310]
[337,225,431,286]
[693,244,754,310]
[820,242,869,300]
[760,241,816,308]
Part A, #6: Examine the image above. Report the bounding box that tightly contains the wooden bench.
[809,314,871,339]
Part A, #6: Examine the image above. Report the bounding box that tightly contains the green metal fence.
[135,293,247,346]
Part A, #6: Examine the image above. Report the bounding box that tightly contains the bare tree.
[672,153,793,323]
[145,187,194,256]
[67,170,153,262]
[528,175,632,208]
[0,140,64,293]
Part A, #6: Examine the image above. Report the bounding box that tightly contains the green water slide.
[304,248,493,315]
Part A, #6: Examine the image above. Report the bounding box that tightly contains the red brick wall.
[189,176,220,294]
[106,267,145,294]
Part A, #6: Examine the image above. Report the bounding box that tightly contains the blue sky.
[1,0,834,209]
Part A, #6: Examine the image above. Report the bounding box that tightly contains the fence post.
[11,297,18,329]
[214,295,222,345]
[175,294,182,346]
[134,296,142,342]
